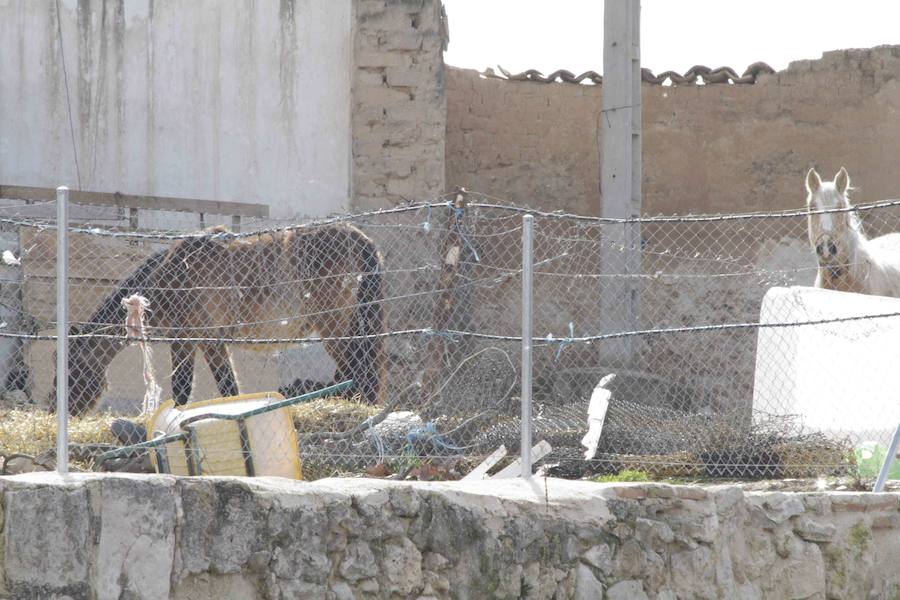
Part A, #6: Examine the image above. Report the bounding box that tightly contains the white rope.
[121,294,161,415]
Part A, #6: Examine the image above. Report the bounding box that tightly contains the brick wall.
[351,0,447,210]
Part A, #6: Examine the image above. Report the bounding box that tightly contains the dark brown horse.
[52,223,385,416]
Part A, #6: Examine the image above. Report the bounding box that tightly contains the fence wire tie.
[554,322,576,361]
[421,328,461,343]
[450,202,480,263]
[421,203,433,233]
[406,422,465,455]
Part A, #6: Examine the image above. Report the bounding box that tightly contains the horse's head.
[48,327,119,416]
[806,167,861,266]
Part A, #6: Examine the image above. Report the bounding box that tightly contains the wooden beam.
[0,185,269,218]
[461,445,508,481]
[491,440,553,479]
[423,187,469,401]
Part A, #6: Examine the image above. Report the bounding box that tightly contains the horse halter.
[826,264,845,282]
[814,234,838,260]
[813,233,847,283]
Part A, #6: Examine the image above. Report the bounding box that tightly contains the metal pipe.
[521,214,534,478]
[874,423,900,493]
[56,186,69,475]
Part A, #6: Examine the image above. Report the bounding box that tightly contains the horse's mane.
[82,226,234,333]
[80,247,170,333]
[845,186,867,238]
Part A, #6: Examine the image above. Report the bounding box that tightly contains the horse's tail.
[345,228,385,405]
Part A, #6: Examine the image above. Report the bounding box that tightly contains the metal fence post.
[521,214,534,478]
[874,423,900,493]
[56,186,69,474]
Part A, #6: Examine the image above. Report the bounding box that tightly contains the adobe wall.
[445,48,900,417]
[446,46,900,216]
[351,0,448,211]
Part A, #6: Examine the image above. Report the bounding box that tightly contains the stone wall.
[2,474,899,599]
[446,46,900,216]
[351,0,447,211]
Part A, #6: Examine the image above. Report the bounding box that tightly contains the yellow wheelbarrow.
[99,380,353,479]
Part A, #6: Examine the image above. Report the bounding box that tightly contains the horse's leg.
[314,296,356,397]
[170,342,196,406]
[314,289,384,405]
[323,337,353,390]
[201,343,239,398]
[320,309,380,403]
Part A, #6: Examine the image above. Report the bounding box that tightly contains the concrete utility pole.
[600,0,641,362]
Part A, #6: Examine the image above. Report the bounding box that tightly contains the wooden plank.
[581,374,615,460]
[0,185,269,218]
[20,228,159,323]
[24,278,119,324]
[461,445,507,481]
[423,187,469,399]
[491,440,552,479]
[20,228,156,280]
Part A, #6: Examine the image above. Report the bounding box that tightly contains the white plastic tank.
[753,286,900,446]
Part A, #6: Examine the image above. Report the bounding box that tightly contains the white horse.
[806,167,900,297]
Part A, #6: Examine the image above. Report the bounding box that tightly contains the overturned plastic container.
[148,391,300,479]
[99,380,354,480]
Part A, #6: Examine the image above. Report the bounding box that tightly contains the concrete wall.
[0,0,353,219]
[2,474,899,599]
[446,46,900,216]
[0,0,448,218]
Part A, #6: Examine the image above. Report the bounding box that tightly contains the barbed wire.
[3,191,897,240]
[4,308,897,344]
[0,199,444,240]
[469,196,900,223]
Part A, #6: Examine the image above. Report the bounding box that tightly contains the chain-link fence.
[1,186,899,481]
